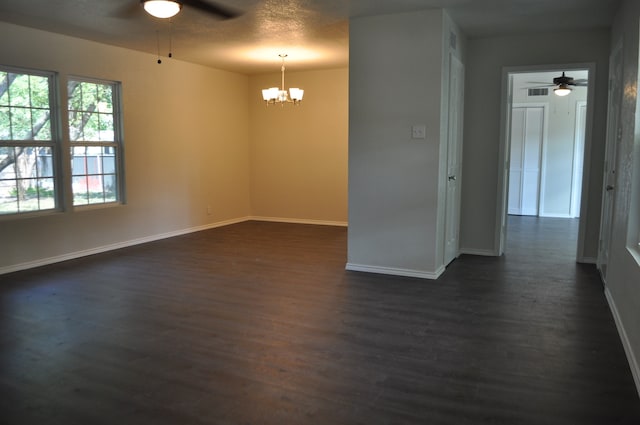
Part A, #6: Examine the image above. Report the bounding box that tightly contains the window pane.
[102,152,115,174]
[103,174,117,202]
[18,183,40,211]
[31,108,51,140]
[68,112,83,141]
[10,107,32,139]
[29,76,50,109]
[0,178,18,214]
[84,112,100,141]
[87,155,99,174]
[37,178,56,210]
[0,107,10,139]
[98,85,113,113]
[72,175,89,205]
[36,147,54,178]
[72,156,86,176]
[8,74,30,107]
[0,72,9,106]
[81,83,98,111]
[0,146,16,172]
[99,113,114,141]
[68,81,83,111]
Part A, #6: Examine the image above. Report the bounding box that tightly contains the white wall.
[605,0,640,396]
[348,9,463,279]
[0,22,252,272]
[460,30,610,257]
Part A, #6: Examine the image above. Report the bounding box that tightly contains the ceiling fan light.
[554,84,572,97]
[143,0,182,19]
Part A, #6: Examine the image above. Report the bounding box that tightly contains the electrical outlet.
[412,125,426,139]
[207,205,212,215]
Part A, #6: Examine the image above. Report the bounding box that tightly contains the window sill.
[73,201,124,213]
[0,208,64,222]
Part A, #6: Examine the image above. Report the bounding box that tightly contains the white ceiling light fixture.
[262,54,304,106]
[554,83,572,97]
[143,0,182,19]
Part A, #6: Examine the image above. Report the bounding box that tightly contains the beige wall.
[248,68,348,225]
[0,23,350,273]
[0,22,251,271]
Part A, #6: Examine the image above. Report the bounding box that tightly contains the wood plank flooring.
[1,216,639,424]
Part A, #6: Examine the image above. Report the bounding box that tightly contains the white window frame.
[66,76,126,209]
[0,66,62,218]
[0,68,126,219]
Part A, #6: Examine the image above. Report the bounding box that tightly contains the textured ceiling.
[0,0,621,74]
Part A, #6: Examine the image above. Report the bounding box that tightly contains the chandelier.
[262,54,304,106]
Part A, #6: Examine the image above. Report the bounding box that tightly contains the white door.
[598,39,623,281]
[508,106,544,216]
[444,55,465,265]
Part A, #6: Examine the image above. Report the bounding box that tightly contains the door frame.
[443,53,465,266]
[572,100,588,218]
[496,63,597,261]
[597,38,624,279]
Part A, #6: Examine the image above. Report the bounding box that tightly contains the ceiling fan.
[138,0,240,19]
[526,72,588,97]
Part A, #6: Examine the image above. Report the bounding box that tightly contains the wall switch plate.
[412,125,426,139]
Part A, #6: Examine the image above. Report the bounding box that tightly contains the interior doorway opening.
[497,65,595,262]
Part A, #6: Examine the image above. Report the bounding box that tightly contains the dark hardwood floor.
[1,216,639,424]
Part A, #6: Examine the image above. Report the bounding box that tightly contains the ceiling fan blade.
[112,2,143,18]
[182,0,240,19]
[524,84,556,88]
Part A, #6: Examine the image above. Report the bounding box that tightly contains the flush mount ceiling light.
[142,0,182,19]
[262,54,304,106]
[554,83,572,97]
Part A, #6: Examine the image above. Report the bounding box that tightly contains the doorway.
[497,65,595,261]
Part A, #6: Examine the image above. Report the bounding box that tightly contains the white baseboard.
[345,263,445,280]
[605,287,640,399]
[459,248,498,257]
[1,216,349,276]
[0,217,250,276]
[249,216,348,227]
[577,256,597,264]
[539,213,576,218]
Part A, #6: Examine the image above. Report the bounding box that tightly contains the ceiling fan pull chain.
[156,29,162,64]
[168,19,173,58]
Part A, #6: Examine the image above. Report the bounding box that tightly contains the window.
[0,68,124,217]
[67,78,123,206]
[0,68,58,215]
